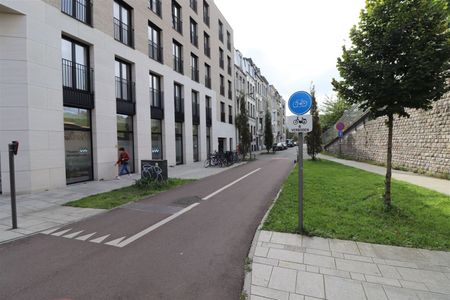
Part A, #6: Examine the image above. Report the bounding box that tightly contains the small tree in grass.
[264,110,274,152]
[332,0,450,208]
[305,85,322,160]
[236,94,251,159]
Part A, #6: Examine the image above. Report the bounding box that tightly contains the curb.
[242,187,283,299]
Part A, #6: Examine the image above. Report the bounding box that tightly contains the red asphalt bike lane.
[0,156,294,300]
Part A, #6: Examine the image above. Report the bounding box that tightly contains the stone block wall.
[325,95,450,178]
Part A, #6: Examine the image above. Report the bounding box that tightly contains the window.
[193,125,199,162]
[228,80,232,100]
[220,75,225,96]
[204,63,211,88]
[151,119,163,160]
[115,59,132,101]
[148,23,162,63]
[191,54,199,82]
[219,48,224,69]
[190,0,197,12]
[206,126,211,154]
[220,102,225,122]
[192,90,200,124]
[61,0,92,25]
[172,40,183,74]
[227,56,231,75]
[175,122,183,164]
[190,18,198,47]
[61,37,90,92]
[218,20,223,42]
[206,95,212,126]
[228,105,232,124]
[174,83,183,114]
[203,1,209,26]
[203,32,210,57]
[227,31,231,50]
[117,114,134,173]
[149,73,162,109]
[172,1,182,34]
[113,1,133,47]
[148,0,161,17]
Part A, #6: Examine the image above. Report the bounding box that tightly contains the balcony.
[113,18,134,47]
[227,65,232,75]
[219,31,224,42]
[62,59,94,109]
[227,40,231,51]
[172,15,183,34]
[191,67,199,82]
[61,0,92,25]
[173,56,183,74]
[191,33,198,47]
[190,0,197,12]
[206,107,212,126]
[115,77,135,115]
[192,102,200,125]
[150,88,164,120]
[148,0,162,17]
[219,59,224,69]
[148,40,163,63]
[229,115,233,124]
[174,96,184,122]
[204,45,210,57]
[205,76,211,89]
[228,89,232,100]
[220,86,225,96]
[221,112,226,123]
[203,14,210,26]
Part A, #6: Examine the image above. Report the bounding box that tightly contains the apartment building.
[0,0,234,194]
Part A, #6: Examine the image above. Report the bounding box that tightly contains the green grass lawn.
[263,159,450,251]
[65,178,193,209]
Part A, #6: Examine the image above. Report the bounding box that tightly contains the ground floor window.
[193,125,199,162]
[218,138,226,153]
[206,126,211,155]
[64,106,93,184]
[175,122,183,165]
[117,114,134,173]
[151,119,163,160]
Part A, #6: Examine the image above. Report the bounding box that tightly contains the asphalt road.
[0,148,298,300]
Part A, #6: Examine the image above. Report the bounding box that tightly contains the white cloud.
[214,0,365,108]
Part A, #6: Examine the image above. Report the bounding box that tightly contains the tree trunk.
[384,114,394,208]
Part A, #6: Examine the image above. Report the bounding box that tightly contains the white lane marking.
[52,229,72,236]
[202,168,262,201]
[105,236,127,246]
[111,202,200,248]
[76,232,96,241]
[63,230,84,239]
[90,234,110,244]
[41,227,61,235]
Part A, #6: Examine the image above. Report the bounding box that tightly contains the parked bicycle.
[204,151,241,168]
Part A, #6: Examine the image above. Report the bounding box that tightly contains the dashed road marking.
[63,230,84,239]
[52,229,72,236]
[90,234,110,244]
[75,232,96,241]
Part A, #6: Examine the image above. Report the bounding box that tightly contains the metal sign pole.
[8,143,17,229]
[298,132,304,233]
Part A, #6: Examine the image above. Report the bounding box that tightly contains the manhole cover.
[172,196,201,206]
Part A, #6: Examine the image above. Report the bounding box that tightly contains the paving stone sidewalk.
[0,162,244,244]
[246,231,450,300]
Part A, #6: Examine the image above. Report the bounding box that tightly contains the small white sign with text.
[287,115,313,133]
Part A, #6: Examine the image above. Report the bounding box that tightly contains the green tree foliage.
[320,96,351,132]
[264,110,274,152]
[305,86,322,160]
[236,95,251,158]
[332,0,450,207]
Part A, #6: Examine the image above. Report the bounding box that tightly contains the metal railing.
[191,33,198,47]
[61,0,92,25]
[203,14,210,26]
[229,115,233,124]
[205,76,211,89]
[174,96,184,113]
[190,0,197,12]
[148,0,162,16]
[219,31,224,42]
[113,17,133,47]
[172,15,183,34]
[204,45,210,57]
[220,86,225,96]
[173,56,183,74]
[221,112,226,122]
[148,40,163,63]
[115,77,135,102]
[191,67,199,82]
[150,88,163,109]
[228,89,232,100]
[219,58,224,69]
[62,59,92,91]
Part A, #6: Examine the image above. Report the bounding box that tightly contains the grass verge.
[64,178,194,209]
[263,159,450,251]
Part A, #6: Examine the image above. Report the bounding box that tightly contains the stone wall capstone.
[325,95,450,178]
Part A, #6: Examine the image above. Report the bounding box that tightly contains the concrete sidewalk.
[246,230,450,300]
[0,162,244,244]
[319,154,450,196]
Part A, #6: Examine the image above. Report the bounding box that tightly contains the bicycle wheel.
[204,159,210,168]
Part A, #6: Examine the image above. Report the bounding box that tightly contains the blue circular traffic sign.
[288,91,312,115]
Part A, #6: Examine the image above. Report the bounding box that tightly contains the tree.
[320,95,351,132]
[305,86,322,160]
[332,0,450,207]
[264,109,274,152]
[235,94,251,159]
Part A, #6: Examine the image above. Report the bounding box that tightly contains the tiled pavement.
[246,231,450,300]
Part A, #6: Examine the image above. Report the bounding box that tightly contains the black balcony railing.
[61,0,92,25]
[228,65,232,75]
[148,40,163,63]
[229,115,233,124]
[190,0,197,12]
[62,59,94,108]
[220,86,225,96]
[227,40,231,51]
[174,96,184,122]
[191,33,198,47]
[205,76,211,89]
[192,102,200,124]
[204,45,210,57]
[115,77,135,102]
[173,56,183,74]
[206,107,212,126]
[220,59,224,69]
[191,68,199,82]
[203,14,210,26]
[113,18,134,47]
[228,89,232,100]
[219,31,224,42]
[221,112,226,122]
[172,15,183,34]
[148,0,162,17]
[150,88,164,119]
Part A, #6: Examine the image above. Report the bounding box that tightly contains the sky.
[214,0,366,112]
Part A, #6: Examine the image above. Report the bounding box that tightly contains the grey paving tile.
[324,275,366,300]
[268,267,297,292]
[296,270,325,299]
[262,242,287,250]
[306,265,319,273]
[268,248,304,264]
[251,295,272,300]
[350,272,365,281]
[335,258,381,276]
[319,267,351,279]
[362,282,388,300]
[279,261,307,271]
[289,294,305,300]
[399,280,429,292]
[383,286,420,300]
[371,244,426,263]
[255,246,269,258]
[357,242,377,257]
[254,256,279,267]
[424,281,450,294]
[396,267,449,284]
[344,253,373,263]
[416,290,450,300]
[259,230,273,243]
[252,263,273,287]
[365,274,401,287]
[305,248,332,257]
[302,236,330,251]
[270,232,302,247]
[252,285,289,300]
[374,258,419,269]
[331,251,345,259]
[329,239,360,255]
[0,230,24,243]
[377,264,402,279]
[304,253,335,269]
